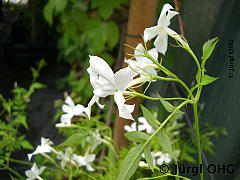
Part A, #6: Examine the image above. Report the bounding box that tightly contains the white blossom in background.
[3,0,28,4]
[124,117,154,134]
[144,3,180,55]
[124,122,137,132]
[56,96,88,127]
[86,131,102,152]
[139,151,172,167]
[87,55,136,120]
[25,163,46,180]
[138,117,155,134]
[125,43,158,77]
[152,151,172,166]
[28,137,53,161]
[72,154,96,172]
[57,147,74,168]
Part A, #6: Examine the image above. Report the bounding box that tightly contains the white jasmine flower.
[138,117,155,134]
[139,161,148,167]
[124,122,137,132]
[57,147,73,168]
[125,44,158,77]
[28,137,53,161]
[143,3,180,55]
[152,151,172,166]
[72,154,96,172]
[124,117,154,134]
[57,96,87,127]
[25,163,46,180]
[87,56,136,120]
[86,132,102,152]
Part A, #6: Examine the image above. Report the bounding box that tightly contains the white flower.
[143,3,180,55]
[124,122,137,132]
[86,132,102,152]
[57,96,87,127]
[87,55,136,120]
[139,161,148,167]
[25,163,46,180]
[124,117,154,134]
[72,154,96,172]
[125,44,158,77]
[138,117,155,134]
[28,137,53,161]
[152,151,172,166]
[57,147,73,168]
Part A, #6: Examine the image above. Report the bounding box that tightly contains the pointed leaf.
[156,93,175,112]
[158,129,175,160]
[58,133,85,147]
[125,131,149,143]
[141,105,160,129]
[201,37,218,67]
[200,75,218,85]
[144,142,154,172]
[21,140,33,150]
[118,144,144,180]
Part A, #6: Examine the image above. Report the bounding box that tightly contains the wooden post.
[113,0,158,149]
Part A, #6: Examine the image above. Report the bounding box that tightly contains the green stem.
[193,103,203,180]
[137,173,191,180]
[145,52,194,99]
[125,92,188,101]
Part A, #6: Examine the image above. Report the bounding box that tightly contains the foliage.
[0,59,46,177]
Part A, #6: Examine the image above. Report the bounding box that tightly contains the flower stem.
[193,103,203,180]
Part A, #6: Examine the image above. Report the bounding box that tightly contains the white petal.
[148,48,158,60]
[28,153,33,161]
[114,67,135,92]
[85,154,95,162]
[74,104,85,115]
[134,43,146,62]
[25,170,36,178]
[114,92,134,120]
[164,27,186,46]
[65,96,75,108]
[86,164,95,172]
[89,55,114,85]
[62,104,73,114]
[158,3,174,25]
[31,163,38,173]
[154,31,168,55]
[143,26,161,42]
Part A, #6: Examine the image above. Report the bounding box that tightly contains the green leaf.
[98,0,114,20]
[14,116,28,130]
[21,140,33,150]
[58,133,85,147]
[43,1,54,24]
[158,129,175,160]
[157,94,175,112]
[157,93,184,121]
[106,21,119,49]
[141,105,160,129]
[200,75,218,85]
[55,0,67,12]
[144,142,154,172]
[125,131,149,142]
[118,144,144,180]
[201,37,218,68]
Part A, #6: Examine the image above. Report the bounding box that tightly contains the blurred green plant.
[43,0,129,64]
[0,59,46,178]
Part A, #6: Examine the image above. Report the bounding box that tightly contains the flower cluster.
[85,3,182,121]
[56,96,88,127]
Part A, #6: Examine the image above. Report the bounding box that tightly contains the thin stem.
[145,51,194,99]
[124,91,188,101]
[193,103,203,180]
[137,173,191,180]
